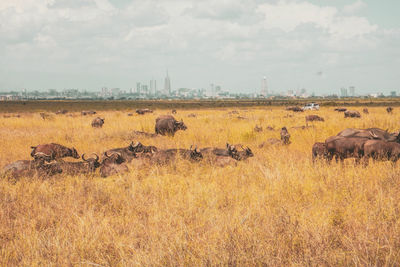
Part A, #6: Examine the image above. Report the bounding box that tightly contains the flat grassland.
[0,103,399,265]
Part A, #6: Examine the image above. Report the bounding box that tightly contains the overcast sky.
[1,0,399,94]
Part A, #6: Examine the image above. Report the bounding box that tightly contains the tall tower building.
[150,79,157,95]
[261,76,268,96]
[349,86,355,97]
[164,71,171,96]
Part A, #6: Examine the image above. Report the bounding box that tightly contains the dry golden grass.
[1,106,400,266]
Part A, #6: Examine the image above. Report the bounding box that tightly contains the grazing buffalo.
[312,142,327,162]
[325,137,367,162]
[306,115,324,123]
[254,125,263,132]
[363,108,369,114]
[81,110,96,116]
[136,109,153,115]
[334,108,347,112]
[286,106,303,112]
[56,153,100,176]
[91,117,105,128]
[363,140,400,164]
[55,110,68,115]
[344,110,361,118]
[387,107,393,114]
[280,127,291,144]
[155,115,187,136]
[100,152,129,177]
[31,143,80,161]
[2,156,62,179]
[336,128,400,143]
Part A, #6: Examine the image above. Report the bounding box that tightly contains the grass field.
[1,104,400,265]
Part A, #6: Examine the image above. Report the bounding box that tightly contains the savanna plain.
[0,103,400,266]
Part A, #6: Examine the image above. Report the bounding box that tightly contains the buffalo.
[187,113,197,118]
[200,143,239,158]
[387,107,394,114]
[363,108,369,114]
[81,110,96,116]
[136,109,153,115]
[91,117,105,128]
[306,115,324,123]
[312,142,327,162]
[2,155,62,179]
[55,110,68,115]
[344,110,361,118]
[31,143,80,161]
[155,115,187,136]
[363,140,400,165]
[102,141,156,163]
[56,153,100,176]
[325,137,367,163]
[280,127,291,145]
[336,128,400,142]
[259,128,291,147]
[286,106,303,112]
[100,152,129,177]
[147,146,203,165]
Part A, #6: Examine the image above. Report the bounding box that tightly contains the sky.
[0,0,399,94]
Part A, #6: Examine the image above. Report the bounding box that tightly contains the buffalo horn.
[369,131,379,139]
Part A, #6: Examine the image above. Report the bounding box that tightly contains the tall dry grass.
[0,107,400,266]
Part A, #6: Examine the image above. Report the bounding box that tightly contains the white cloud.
[0,0,398,93]
[343,0,367,14]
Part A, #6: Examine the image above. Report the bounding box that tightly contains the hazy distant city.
[0,72,398,101]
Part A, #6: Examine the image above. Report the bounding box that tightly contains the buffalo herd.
[2,106,399,179]
[313,128,400,165]
[3,141,255,179]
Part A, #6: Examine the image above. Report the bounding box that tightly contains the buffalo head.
[174,119,187,131]
[103,151,125,164]
[189,145,203,161]
[82,153,101,170]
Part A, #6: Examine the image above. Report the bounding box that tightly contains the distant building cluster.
[0,73,398,100]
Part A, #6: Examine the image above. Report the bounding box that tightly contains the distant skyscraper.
[340,87,348,98]
[136,82,141,94]
[261,76,268,96]
[164,71,171,95]
[349,86,355,97]
[150,79,157,95]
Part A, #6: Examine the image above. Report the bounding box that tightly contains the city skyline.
[1,0,399,94]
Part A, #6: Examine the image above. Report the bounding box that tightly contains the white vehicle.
[302,103,320,111]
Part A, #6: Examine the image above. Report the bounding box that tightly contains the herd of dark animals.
[1,106,398,180]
